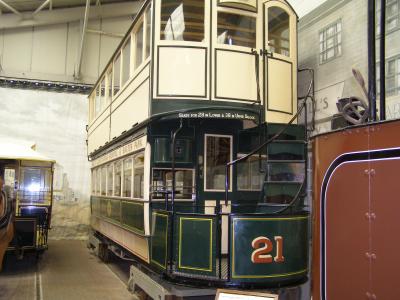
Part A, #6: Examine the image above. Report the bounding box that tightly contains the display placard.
[216,289,278,300]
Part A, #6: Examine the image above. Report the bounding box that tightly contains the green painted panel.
[176,215,216,275]
[263,182,302,204]
[100,198,108,217]
[150,212,169,269]
[267,124,305,140]
[121,201,144,233]
[230,215,309,283]
[154,138,193,163]
[108,199,121,223]
[268,142,305,160]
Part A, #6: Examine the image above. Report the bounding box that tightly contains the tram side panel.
[312,120,400,300]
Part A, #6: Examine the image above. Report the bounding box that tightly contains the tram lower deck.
[90,114,309,287]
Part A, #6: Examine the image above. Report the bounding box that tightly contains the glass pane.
[160,0,204,42]
[123,158,133,198]
[217,12,256,48]
[107,68,112,102]
[91,169,96,194]
[95,85,101,117]
[237,156,266,191]
[268,7,290,57]
[266,162,305,182]
[96,169,101,195]
[113,54,121,96]
[135,24,144,69]
[134,167,144,198]
[19,167,52,203]
[167,170,193,199]
[145,6,151,59]
[107,164,113,196]
[114,161,122,197]
[100,77,106,111]
[121,38,131,87]
[101,166,107,196]
[205,136,231,190]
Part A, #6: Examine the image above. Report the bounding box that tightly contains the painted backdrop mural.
[0,87,90,239]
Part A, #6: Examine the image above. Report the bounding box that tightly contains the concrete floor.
[0,240,136,300]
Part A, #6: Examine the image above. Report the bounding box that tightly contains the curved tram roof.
[0,143,55,163]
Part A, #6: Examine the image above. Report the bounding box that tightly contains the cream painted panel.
[0,31,3,66]
[218,0,257,10]
[88,106,110,136]
[110,79,149,139]
[2,27,32,72]
[216,50,257,101]
[267,59,293,114]
[32,24,68,75]
[205,200,231,254]
[158,47,206,97]
[97,218,149,262]
[112,65,150,111]
[88,116,110,154]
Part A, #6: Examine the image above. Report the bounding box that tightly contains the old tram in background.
[0,144,55,261]
[87,0,311,291]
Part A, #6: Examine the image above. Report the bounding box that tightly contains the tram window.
[106,68,112,102]
[160,0,205,42]
[135,23,144,69]
[152,169,194,200]
[205,135,232,191]
[268,7,290,57]
[107,164,113,196]
[96,168,101,195]
[114,161,122,197]
[121,38,131,87]
[113,54,121,96]
[237,155,265,191]
[123,158,133,198]
[145,6,151,59]
[91,169,96,194]
[95,85,101,117]
[19,167,52,203]
[133,153,144,199]
[100,77,106,111]
[100,166,107,196]
[217,12,256,48]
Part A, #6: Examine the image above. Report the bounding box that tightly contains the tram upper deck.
[87,0,298,155]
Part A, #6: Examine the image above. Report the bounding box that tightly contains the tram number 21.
[251,236,285,264]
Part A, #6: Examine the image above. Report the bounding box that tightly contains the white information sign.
[216,289,278,300]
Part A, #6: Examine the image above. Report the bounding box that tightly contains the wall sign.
[177,111,257,121]
[92,135,147,167]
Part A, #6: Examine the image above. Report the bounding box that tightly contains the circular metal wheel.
[341,96,369,125]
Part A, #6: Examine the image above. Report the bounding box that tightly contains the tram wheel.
[98,243,110,263]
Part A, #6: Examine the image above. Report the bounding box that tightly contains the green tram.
[87,0,311,289]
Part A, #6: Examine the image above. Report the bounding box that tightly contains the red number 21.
[251,236,285,264]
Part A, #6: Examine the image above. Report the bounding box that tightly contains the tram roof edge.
[0,143,55,163]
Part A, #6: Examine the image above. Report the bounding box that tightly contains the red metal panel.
[325,161,370,300]
[370,158,400,299]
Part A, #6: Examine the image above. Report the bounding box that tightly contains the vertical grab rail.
[169,118,183,273]
[379,0,386,121]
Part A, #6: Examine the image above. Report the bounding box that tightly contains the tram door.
[262,0,297,123]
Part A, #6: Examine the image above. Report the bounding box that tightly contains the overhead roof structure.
[0,0,137,14]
